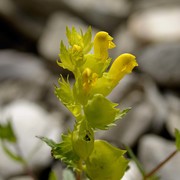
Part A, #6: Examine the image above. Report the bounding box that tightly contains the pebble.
[0,100,64,178]
[61,0,131,30]
[137,43,180,88]
[128,7,180,43]
[0,50,51,104]
[165,93,180,137]
[138,135,180,180]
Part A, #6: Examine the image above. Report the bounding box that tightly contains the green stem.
[144,149,178,179]
[125,145,146,177]
[76,160,83,180]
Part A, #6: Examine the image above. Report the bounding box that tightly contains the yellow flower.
[82,68,98,93]
[109,53,138,85]
[94,31,116,61]
[89,53,138,97]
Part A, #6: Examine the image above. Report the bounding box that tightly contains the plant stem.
[76,160,83,180]
[144,149,178,179]
[76,171,81,180]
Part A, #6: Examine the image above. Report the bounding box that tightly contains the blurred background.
[0,0,180,179]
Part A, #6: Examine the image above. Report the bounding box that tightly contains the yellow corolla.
[94,31,116,61]
[109,53,138,85]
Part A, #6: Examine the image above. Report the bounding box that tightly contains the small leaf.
[0,120,17,142]
[175,129,180,151]
[63,169,75,180]
[1,141,24,163]
[115,107,131,120]
[85,140,129,180]
[58,41,74,71]
[84,94,120,130]
[55,76,81,118]
[82,27,93,54]
[37,136,57,148]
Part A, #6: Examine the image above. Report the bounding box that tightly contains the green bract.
[41,27,138,179]
[85,140,129,180]
[84,94,119,130]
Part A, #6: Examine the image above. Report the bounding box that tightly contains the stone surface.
[165,93,180,136]
[9,176,33,180]
[137,43,180,88]
[0,100,63,178]
[128,7,180,43]
[112,25,140,58]
[38,12,98,61]
[138,135,180,180]
[61,0,131,30]
[0,50,51,104]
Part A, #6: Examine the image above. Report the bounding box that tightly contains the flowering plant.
[40,27,138,180]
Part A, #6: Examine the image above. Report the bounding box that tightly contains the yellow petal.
[109,53,138,84]
[94,31,115,61]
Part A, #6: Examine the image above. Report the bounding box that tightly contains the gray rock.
[141,75,168,132]
[134,0,180,11]
[165,93,180,136]
[0,50,51,104]
[128,7,180,43]
[0,100,64,178]
[61,0,131,30]
[112,25,140,58]
[0,0,44,40]
[38,12,98,61]
[138,135,180,180]
[9,176,33,180]
[137,43,180,87]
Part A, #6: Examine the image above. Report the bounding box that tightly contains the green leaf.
[48,170,57,180]
[175,129,180,151]
[63,169,75,180]
[38,133,80,171]
[1,141,25,163]
[82,27,93,54]
[115,107,131,120]
[58,41,74,71]
[36,136,57,148]
[0,120,17,142]
[55,76,81,118]
[84,94,120,130]
[66,27,79,47]
[85,140,129,180]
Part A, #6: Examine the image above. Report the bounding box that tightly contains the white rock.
[62,0,130,17]
[138,135,180,180]
[122,161,142,180]
[0,100,63,178]
[113,26,140,58]
[128,7,180,43]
